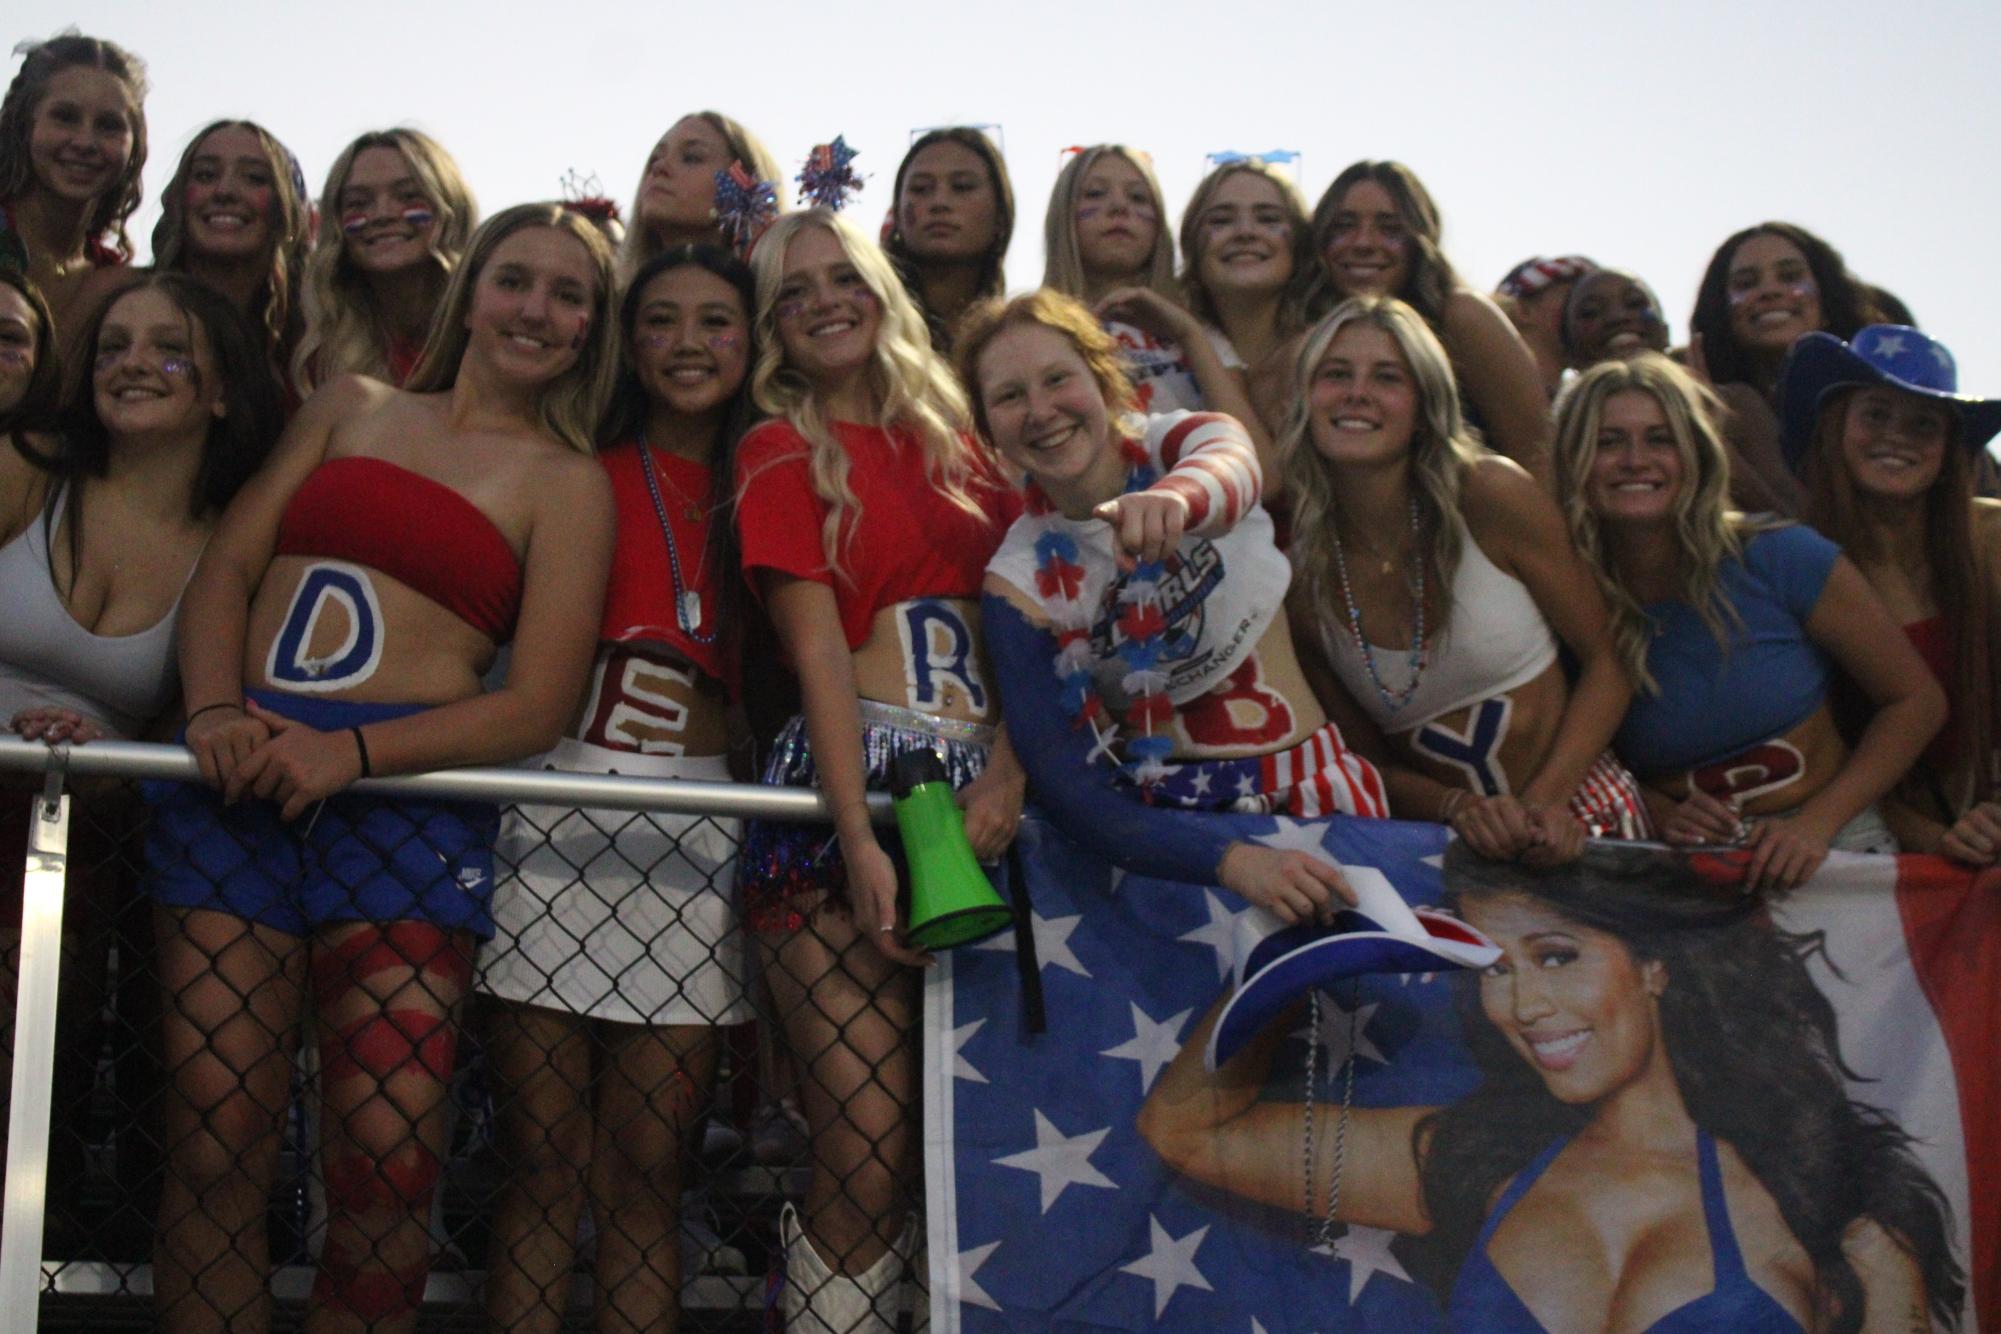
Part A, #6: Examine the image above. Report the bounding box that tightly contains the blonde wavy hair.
[747,209,987,579]
[1177,158,1316,339]
[290,128,476,395]
[404,203,619,455]
[1280,296,1483,634]
[1041,145,1176,301]
[620,110,784,280]
[1551,354,1743,694]
[150,119,313,365]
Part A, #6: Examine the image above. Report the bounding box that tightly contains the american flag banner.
[923,813,1998,1332]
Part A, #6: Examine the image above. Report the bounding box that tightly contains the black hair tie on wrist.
[186,701,243,724]
[351,726,372,779]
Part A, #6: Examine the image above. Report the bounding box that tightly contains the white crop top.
[1316,527,1557,733]
[0,488,186,737]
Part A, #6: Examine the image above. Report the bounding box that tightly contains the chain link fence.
[1,737,925,1332]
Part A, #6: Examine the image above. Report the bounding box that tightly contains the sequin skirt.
[738,701,993,933]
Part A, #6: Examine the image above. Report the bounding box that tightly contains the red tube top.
[274,456,522,641]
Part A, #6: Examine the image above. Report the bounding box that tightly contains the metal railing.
[0,734,897,1332]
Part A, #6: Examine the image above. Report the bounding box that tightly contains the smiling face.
[1586,388,1685,527]
[1306,322,1420,471]
[974,322,1123,508]
[1074,154,1159,280]
[638,115,732,236]
[1726,233,1823,360]
[1567,271,1668,365]
[1194,171,1294,302]
[772,224,881,388]
[25,65,136,208]
[0,286,40,416]
[464,225,598,383]
[1321,179,1411,298]
[1836,385,1953,502]
[337,145,437,276]
[181,125,277,263]
[631,263,750,418]
[898,140,999,264]
[1465,893,1666,1106]
[91,286,225,439]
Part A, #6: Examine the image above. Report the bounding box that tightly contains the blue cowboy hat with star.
[1778,324,2001,473]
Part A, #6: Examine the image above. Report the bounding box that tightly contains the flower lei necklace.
[1029,436,1177,795]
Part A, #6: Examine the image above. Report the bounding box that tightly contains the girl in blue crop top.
[1139,842,1963,1332]
[1550,354,1941,892]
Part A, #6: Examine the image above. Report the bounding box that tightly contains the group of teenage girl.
[1,27,1994,1334]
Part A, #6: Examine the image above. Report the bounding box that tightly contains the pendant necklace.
[1329,497,1426,713]
[637,436,716,644]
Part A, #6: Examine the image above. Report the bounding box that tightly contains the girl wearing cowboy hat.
[1779,324,2001,863]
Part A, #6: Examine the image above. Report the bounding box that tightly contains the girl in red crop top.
[1787,323,2001,861]
[155,203,620,1331]
[733,209,1023,1330]
[477,243,762,1332]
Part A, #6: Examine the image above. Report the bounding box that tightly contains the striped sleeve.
[1144,411,1260,537]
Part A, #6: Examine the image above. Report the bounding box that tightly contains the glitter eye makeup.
[776,300,806,320]
[708,333,741,350]
[1075,205,1103,221]
[341,212,371,236]
[1130,205,1158,223]
[0,349,26,366]
[161,357,193,377]
[401,206,435,228]
[639,332,674,350]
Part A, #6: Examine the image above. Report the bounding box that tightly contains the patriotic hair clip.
[798,137,864,212]
[714,161,780,258]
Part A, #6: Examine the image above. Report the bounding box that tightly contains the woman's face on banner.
[1465,893,1666,1106]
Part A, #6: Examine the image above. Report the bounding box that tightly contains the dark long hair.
[884,127,1015,353]
[1689,222,1879,393]
[1307,160,1457,328]
[38,271,280,592]
[0,33,149,262]
[1802,392,1990,813]
[0,265,60,433]
[605,243,760,669]
[1416,842,1963,1331]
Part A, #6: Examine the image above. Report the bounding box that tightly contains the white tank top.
[0,487,187,737]
[1316,527,1557,733]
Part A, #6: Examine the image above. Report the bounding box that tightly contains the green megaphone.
[891,749,1015,950]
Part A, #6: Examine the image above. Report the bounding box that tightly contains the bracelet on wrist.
[350,725,372,779]
[186,701,244,724]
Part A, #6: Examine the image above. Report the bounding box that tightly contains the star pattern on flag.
[952,1017,989,1084]
[1292,994,1386,1073]
[1120,1215,1214,1317]
[1250,816,1342,864]
[1311,1224,1413,1303]
[1872,331,1907,358]
[1190,770,1213,797]
[1179,889,1249,981]
[993,1110,1118,1213]
[1102,1001,1194,1092]
[976,908,1091,978]
[956,1240,1002,1311]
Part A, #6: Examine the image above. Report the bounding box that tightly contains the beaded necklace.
[1329,497,1426,713]
[1029,437,1177,794]
[636,436,718,645]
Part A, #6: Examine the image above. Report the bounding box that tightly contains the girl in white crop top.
[2,273,279,746]
[1281,297,1643,863]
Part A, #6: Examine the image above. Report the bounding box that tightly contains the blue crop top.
[1447,1129,1804,1333]
[1614,526,1840,775]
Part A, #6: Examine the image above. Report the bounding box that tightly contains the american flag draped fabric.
[924,813,1998,1332]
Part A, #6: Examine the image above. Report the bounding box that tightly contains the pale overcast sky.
[17,0,2001,382]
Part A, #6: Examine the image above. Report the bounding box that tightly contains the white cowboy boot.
[779,1203,902,1334]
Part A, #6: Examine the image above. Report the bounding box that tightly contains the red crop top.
[598,440,732,689]
[734,420,1019,650]
[274,455,523,641]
